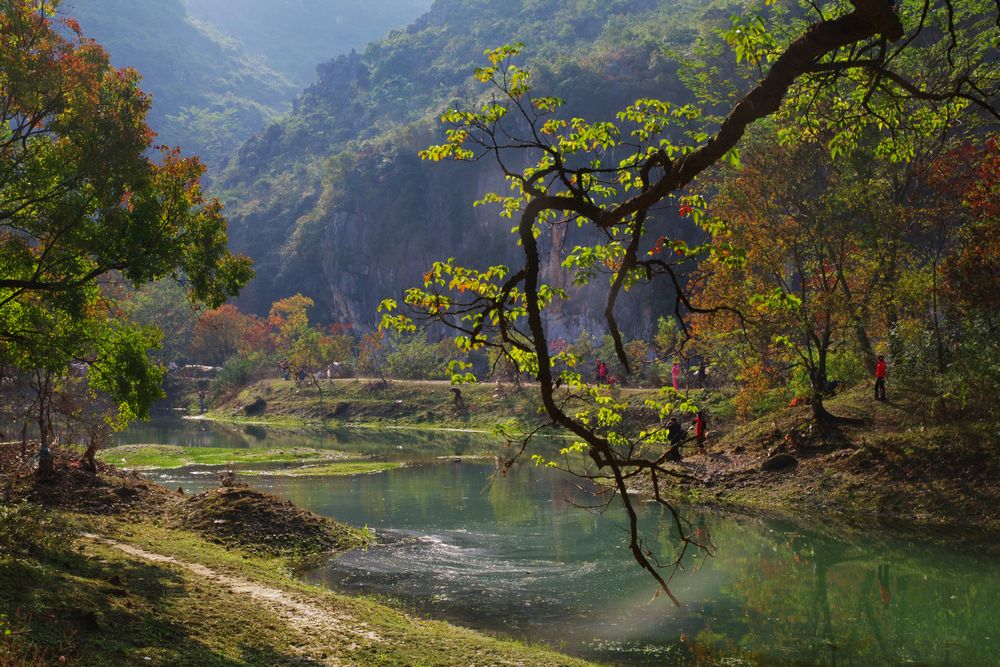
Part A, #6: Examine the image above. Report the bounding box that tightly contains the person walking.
[693,411,707,451]
[665,417,684,462]
[874,355,887,401]
[672,360,680,392]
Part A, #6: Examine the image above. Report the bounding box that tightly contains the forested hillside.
[220,0,723,333]
[184,0,432,87]
[61,0,432,172]
[61,0,294,171]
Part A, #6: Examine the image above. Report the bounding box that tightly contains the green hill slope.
[62,0,296,171]
[219,0,724,330]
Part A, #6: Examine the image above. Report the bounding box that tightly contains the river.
[118,417,1000,665]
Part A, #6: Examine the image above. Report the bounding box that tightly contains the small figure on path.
[693,411,707,451]
[666,416,684,462]
[878,563,891,607]
[671,359,680,392]
[874,355,887,401]
[596,359,609,385]
[35,443,54,480]
[450,386,465,409]
[698,360,707,388]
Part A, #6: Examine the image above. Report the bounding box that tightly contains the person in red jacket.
[693,411,707,451]
[874,355,887,401]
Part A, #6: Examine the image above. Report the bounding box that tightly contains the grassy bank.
[0,518,592,666]
[0,447,591,666]
[204,378,1000,536]
[656,386,1000,536]
[96,444,401,478]
[245,461,404,477]
[97,445,350,469]
[207,377,604,430]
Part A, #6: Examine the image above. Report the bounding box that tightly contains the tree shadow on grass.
[0,544,315,666]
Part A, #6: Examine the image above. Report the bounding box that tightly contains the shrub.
[211,351,269,399]
[384,333,448,380]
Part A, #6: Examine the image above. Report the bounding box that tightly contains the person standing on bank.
[693,411,707,451]
[874,355,887,401]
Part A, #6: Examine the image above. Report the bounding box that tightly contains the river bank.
[6,397,999,665]
[656,386,1000,538]
[200,378,1000,537]
[0,444,591,666]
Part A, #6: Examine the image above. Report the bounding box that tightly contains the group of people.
[595,360,618,387]
[664,411,707,462]
[590,352,890,468]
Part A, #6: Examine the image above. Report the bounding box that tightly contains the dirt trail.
[82,533,380,665]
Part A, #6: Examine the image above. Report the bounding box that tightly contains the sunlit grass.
[98,445,349,470]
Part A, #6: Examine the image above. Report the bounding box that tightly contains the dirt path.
[82,533,380,665]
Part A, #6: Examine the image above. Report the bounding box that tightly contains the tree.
[287,328,341,411]
[695,129,883,420]
[122,279,199,363]
[935,138,1000,315]
[0,2,252,442]
[385,332,449,380]
[268,294,314,355]
[188,304,260,365]
[383,0,998,602]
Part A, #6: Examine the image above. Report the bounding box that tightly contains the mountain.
[61,0,295,172]
[219,0,726,336]
[60,0,433,173]
[183,0,433,87]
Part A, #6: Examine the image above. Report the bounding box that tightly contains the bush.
[890,315,1000,418]
[384,334,448,380]
[211,351,269,399]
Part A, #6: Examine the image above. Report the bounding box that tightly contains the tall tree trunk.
[931,257,946,374]
[855,324,877,376]
[811,326,833,422]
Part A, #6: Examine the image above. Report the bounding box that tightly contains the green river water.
[119,417,1000,666]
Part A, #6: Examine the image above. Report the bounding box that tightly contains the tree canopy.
[0,0,253,422]
[382,0,999,601]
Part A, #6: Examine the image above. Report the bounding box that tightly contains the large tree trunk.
[811,331,834,422]
[854,323,877,376]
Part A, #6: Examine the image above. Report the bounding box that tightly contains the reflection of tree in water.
[703,518,1000,666]
[243,424,267,441]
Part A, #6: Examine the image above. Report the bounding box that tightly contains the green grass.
[213,378,561,430]
[244,461,403,477]
[98,445,349,470]
[679,384,1000,535]
[1,513,594,666]
[96,444,401,477]
[208,377,723,438]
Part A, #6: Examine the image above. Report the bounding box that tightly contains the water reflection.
[128,419,1000,666]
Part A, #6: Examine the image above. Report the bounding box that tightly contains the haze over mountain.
[218,0,725,334]
[184,0,432,87]
[61,0,433,171]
